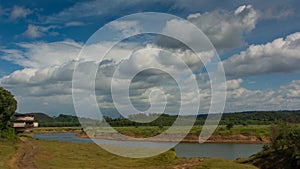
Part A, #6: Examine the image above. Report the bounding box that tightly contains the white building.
[11,114,39,133]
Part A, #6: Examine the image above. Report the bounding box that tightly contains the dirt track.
[172,158,204,169]
[9,137,37,169]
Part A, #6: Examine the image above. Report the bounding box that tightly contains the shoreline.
[33,127,82,134]
[75,131,269,144]
[33,127,270,144]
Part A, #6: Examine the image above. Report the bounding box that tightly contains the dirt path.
[9,137,37,169]
[172,158,204,169]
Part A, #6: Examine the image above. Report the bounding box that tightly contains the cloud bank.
[223,32,300,76]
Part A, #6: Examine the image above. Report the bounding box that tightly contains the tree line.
[104,111,300,127]
[8,110,300,128]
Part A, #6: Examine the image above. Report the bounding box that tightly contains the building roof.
[11,120,38,122]
[14,114,35,117]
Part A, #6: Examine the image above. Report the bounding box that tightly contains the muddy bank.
[33,127,82,134]
[76,131,269,144]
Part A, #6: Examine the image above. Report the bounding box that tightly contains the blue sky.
[0,0,300,117]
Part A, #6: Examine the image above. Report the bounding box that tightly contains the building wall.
[33,122,39,127]
[12,122,26,128]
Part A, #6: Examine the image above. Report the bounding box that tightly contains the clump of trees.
[245,121,300,169]
[0,87,17,138]
[103,114,177,127]
[226,123,234,130]
[34,113,101,127]
[35,113,80,127]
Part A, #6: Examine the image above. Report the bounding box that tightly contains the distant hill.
[193,110,300,125]
[104,110,300,127]
[15,110,300,127]
[14,113,80,127]
[15,112,101,127]
[30,112,55,122]
[202,110,300,125]
[18,112,80,123]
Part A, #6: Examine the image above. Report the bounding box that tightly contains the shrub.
[226,123,234,130]
[1,128,17,139]
[247,122,300,169]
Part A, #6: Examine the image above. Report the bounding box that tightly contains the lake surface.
[33,132,263,160]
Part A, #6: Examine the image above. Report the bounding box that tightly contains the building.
[11,114,38,133]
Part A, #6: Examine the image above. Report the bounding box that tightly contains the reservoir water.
[33,132,263,160]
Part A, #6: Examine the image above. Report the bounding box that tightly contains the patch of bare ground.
[171,158,204,169]
[78,131,269,144]
[9,137,37,169]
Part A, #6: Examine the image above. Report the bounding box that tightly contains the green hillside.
[30,112,55,122]
[15,110,300,127]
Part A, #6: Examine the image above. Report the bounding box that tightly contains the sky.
[0,0,300,118]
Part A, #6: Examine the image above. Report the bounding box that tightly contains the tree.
[0,87,17,130]
[245,122,300,169]
[226,123,234,130]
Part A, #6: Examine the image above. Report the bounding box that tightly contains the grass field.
[0,138,19,169]
[213,125,271,137]
[197,158,258,169]
[36,124,300,139]
[81,125,272,138]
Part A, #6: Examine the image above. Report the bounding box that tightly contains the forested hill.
[196,110,300,125]
[16,110,300,127]
[15,113,99,127]
[29,112,55,122]
[105,110,300,127]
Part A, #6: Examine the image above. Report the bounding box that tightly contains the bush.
[226,123,234,130]
[247,122,300,169]
[1,128,17,139]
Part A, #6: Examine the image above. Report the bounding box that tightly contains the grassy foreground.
[0,137,259,169]
[0,139,18,169]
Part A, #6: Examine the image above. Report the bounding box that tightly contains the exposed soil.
[9,137,37,169]
[34,128,82,134]
[184,134,269,144]
[77,131,270,144]
[171,158,204,169]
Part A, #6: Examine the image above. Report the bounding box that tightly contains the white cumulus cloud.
[109,20,141,37]
[157,5,259,53]
[188,5,258,52]
[9,6,31,21]
[23,25,58,38]
[1,40,82,68]
[223,32,300,76]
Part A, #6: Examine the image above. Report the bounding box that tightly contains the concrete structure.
[11,114,38,133]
